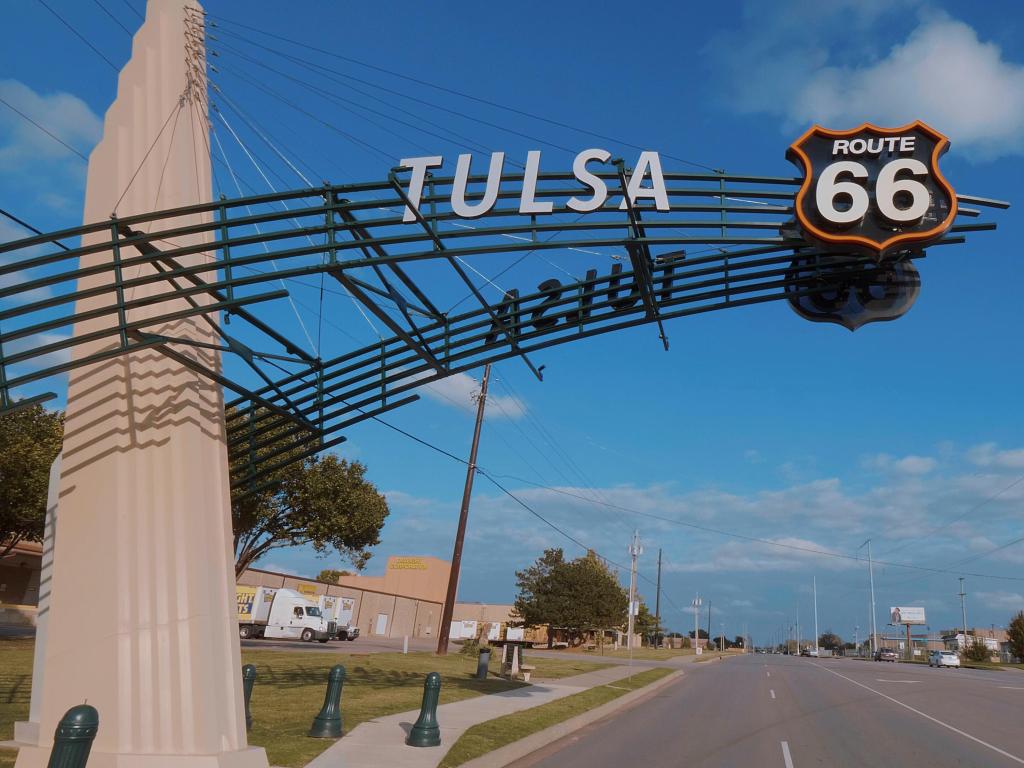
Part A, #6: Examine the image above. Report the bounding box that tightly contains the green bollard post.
[405,672,441,747]
[309,665,346,738]
[47,704,99,768]
[242,664,257,731]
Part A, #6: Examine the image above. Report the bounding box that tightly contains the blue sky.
[2,0,1023,645]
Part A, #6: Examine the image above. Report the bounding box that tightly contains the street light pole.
[654,548,662,647]
[436,364,491,655]
[813,575,819,658]
[626,530,641,650]
[959,577,968,644]
[859,539,879,654]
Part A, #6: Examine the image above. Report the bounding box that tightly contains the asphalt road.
[514,653,1024,768]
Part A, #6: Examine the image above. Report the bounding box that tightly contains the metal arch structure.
[0,164,1008,489]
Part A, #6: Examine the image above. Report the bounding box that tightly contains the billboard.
[890,606,926,625]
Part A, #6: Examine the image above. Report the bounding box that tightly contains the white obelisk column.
[15,3,266,768]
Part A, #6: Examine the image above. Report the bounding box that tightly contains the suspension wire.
[0,208,71,250]
[209,27,505,162]
[206,15,720,172]
[215,109,387,343]
[112,99,183,214]
[213,86,315,187]
[211,42,487,163]
[37,0,119,72]
[211,63,394,164]
[492,371,617,509]
[212,122,322,353]
[118,0,142,20]
[0,96,90,161]
[91,0,133,35]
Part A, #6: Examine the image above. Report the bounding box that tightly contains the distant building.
[0,540,42,627]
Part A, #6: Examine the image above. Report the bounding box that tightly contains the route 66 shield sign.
[787,121,957,258]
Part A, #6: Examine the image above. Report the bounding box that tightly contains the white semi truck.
[317,594,360,641]
[237,586,334,642]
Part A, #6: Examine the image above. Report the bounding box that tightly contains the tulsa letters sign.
[394,122,959,334]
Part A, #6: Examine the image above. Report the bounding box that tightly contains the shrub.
[961,637,991,663]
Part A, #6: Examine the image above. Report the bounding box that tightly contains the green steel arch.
[0,166,1007,490]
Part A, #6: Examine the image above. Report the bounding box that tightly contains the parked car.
[874,648,898,662]
[928,650,961,668]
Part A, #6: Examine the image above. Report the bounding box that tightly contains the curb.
[456,668,686,768]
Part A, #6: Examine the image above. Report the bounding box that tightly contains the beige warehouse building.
[237,555,516,640]
[2,546,518,638]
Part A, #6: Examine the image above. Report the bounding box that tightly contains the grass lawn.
[437,667,674,768]
[0,638,607,768]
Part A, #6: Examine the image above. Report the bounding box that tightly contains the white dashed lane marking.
[781,740,794,768]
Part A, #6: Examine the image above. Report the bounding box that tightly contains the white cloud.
[967,443,1024,469]
[0,79,100,166]
[0,79,100,214]
[975,591,1024,611]
[864,453,937,475]
[711,7,1024,157]
[419,371,526,419]
[667,536,857,574]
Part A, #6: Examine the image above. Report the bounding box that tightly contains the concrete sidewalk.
[306,664,659,768]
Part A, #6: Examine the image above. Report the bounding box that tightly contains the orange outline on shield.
[787,121,958,258]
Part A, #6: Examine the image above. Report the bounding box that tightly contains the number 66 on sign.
[787,121,957,258]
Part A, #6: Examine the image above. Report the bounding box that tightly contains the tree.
[231,450,388,577]
[633,601,661,644]
[1009,611,1024,663]
[0,405,63,557]
[961,636,992,662]
[317,569,354,584]
[819,631,843,651]
[513,549,627,646]
[689,629,709,639]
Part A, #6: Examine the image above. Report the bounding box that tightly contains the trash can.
[476,647,491,680]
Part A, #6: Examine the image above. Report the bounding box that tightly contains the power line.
[91,0,134,36]
[0,208,71,250]
[36,0,119,72]
[0,96,90,161]
[206,14,719,172]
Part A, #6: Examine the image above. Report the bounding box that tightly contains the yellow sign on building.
[297,583,318,597]
[389,557,428,570]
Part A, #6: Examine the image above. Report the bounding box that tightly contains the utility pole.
[959,577,968,644]
[813,576,819,657]
[859,539,878,654]
[626,530,641,650]
[796,603,800,653]
[719,622,724,652]
[654,548,662,647]
[436,364,490,655]
[855,625,859,655]
[691,595,701,652]
[707,599,712,647]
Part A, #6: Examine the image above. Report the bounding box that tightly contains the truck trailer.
[237,586,334,642]
[318,594,360,641]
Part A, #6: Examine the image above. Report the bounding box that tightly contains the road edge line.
[814,662,1024,765]
[456,669,686,768]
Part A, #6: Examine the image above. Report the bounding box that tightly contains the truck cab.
[261,589,332,642]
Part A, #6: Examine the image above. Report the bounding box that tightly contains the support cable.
[215,109,384,342]
[212,123,322,353]
[37,0,119,71]
[206,16,719,171]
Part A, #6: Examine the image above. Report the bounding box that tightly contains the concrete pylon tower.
[15,2,267,768]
